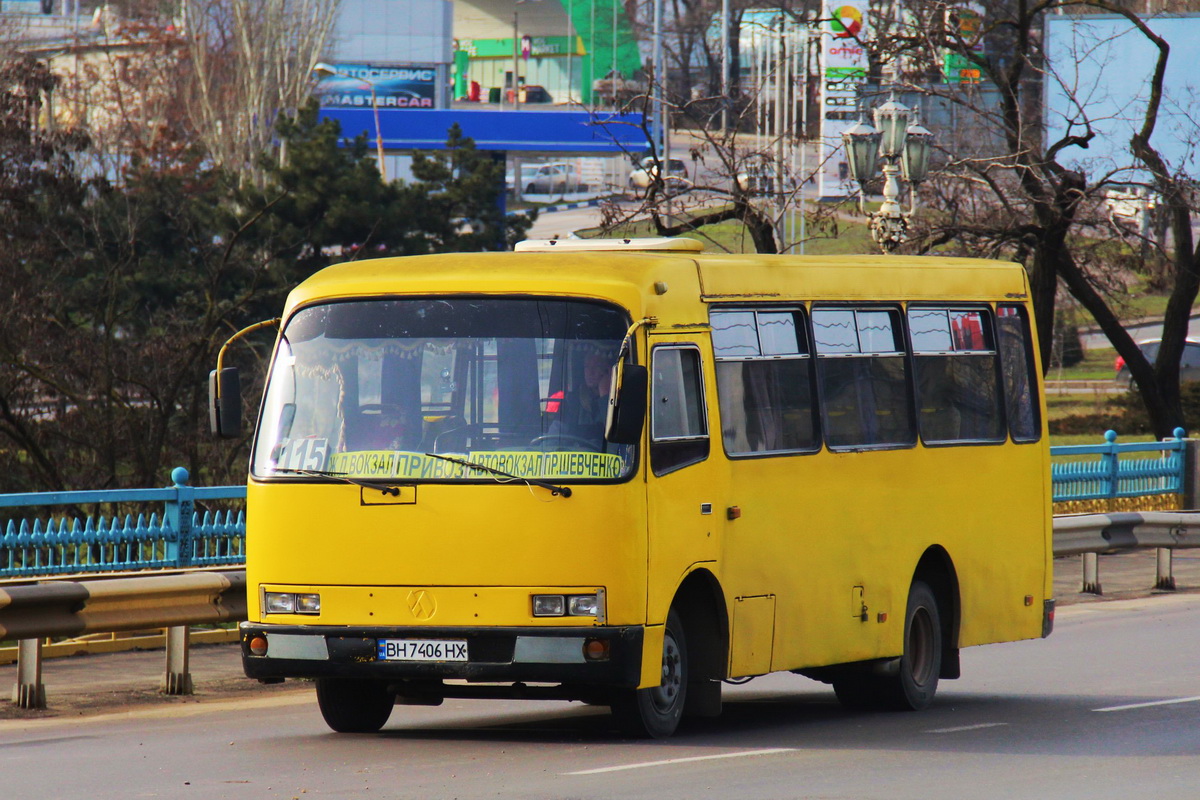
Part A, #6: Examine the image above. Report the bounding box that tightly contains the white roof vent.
[514,237,704,253]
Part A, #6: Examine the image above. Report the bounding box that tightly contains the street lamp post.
[842,93,934,253]
[313,62,387,181]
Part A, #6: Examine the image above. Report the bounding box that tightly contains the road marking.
[1094,696,1200,712]
[925,722,1008,734]
[565,747,797,775]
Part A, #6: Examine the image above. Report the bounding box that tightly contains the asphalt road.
[2,594,1199,799]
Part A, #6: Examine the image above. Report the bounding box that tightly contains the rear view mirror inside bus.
[606,363,648,444]
[209,367,242,438]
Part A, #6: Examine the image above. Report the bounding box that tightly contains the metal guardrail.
[0,570,247,641]
[0,569,246,707]
[1052,511,1200,595]
[0,467,246,578]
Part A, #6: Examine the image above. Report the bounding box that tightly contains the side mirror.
[605,364,648,445]
[209,367,242,438]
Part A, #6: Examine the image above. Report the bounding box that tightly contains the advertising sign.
[316,63,438,109]
[942,4,986,84]
[818,0,870,198]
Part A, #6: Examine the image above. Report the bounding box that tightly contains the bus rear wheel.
[316,678,394,733]
[612,609,688,738]
[880,580,942,710]
[831,581,942,712]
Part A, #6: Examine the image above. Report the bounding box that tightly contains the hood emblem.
[407,589,436,620]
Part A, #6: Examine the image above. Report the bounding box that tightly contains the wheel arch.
[671,567,729,683]
[912,545,961,679]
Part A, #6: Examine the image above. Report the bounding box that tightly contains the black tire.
[316,678,394,733]
[612,609,687,738]
[880,580,942,711]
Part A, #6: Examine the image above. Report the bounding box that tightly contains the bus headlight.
[532,595,566,616]
[264,591,321,615]
[568,595,599,616]
[531,594,601,617]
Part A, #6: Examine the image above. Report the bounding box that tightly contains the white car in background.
[627,156,690,197]
[523,163,587,196]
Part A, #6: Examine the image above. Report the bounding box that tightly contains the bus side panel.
[721,440,1050,673]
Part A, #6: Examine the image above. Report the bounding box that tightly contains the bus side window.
[711,308,820,456]
[997,305,1041,442]
[650,346,709,475]
[812,307,916,449]
[908,307,1005,445]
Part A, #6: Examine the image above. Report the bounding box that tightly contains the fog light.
[248,635,268,656]
[567,594,599,616]
[264,592,296,614]
[532,595,566,616]
[583,638,610,661]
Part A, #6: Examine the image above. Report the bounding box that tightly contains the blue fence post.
[1103,429,1119,500]
[163,467,195,567]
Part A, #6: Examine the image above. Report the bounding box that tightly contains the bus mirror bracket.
[209,367,242,438]
[606,364,648,445]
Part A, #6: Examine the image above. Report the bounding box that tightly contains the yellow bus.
[215,238,1053,738]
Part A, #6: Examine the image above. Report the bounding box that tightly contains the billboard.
[316,63,438,109]
[818,0,870,198]
[1045,14,1200,178]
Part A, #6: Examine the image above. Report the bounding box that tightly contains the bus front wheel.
[612,609,688,738]
[316,678,394,733]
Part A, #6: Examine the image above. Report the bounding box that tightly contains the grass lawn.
[1046,347,1118,382]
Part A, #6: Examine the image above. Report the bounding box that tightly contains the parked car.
[523,163,587,195]
[1114,339,1200,387]
[628,156,690,197]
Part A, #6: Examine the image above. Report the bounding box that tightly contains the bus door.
[643,335,731,648]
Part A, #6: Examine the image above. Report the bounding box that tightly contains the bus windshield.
[252,297,635,484]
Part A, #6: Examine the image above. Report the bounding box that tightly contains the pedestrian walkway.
[0,640,301,721]
[2,549,1197,720]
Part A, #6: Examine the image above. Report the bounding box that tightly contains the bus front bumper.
[239,622,644,688]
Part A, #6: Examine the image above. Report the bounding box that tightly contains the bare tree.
[597,5,839,254]
[47,20,196,180]
[881,0,1200,436]
[183,0,339,182]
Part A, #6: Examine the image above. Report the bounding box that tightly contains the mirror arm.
[214,318,280,400]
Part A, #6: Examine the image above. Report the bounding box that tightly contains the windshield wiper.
[422,452,572,498]
[271,467,400,496]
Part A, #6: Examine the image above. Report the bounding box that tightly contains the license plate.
[377,639,468,662]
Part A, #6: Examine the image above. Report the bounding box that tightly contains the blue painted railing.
[0,435,1188,578]
[1050,429,1188,503]
[0,467,246,579]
